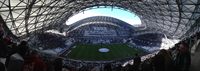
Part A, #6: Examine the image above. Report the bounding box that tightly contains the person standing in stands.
[0,24,7,71]
[0,24,8,58]
[153,50,165,71]
[6,42,25,71]
[53,57,63,71]
[141,58,153,71]
[104,63,112,71]
[0,62,5,71]
[163,49,174,71]
[4,36,15,68]
[23,50,47,71]
[174,42,191,71]
[17,41,29,58]
[133,53,141,71]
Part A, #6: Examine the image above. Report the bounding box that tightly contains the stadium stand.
[1,19,198,71]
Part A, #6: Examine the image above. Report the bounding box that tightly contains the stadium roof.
[0,0,200,39]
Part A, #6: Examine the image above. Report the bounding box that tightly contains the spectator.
[53,57,63,71]
[141,59,153,71]
[133,53,141,71]
[45,59,54,71]
[23,50,47,71]
[6,41,29,71]
[174,42,191,71]
[153,50,165,71]
[162,49,173,71]
[0,26,8,71]
[115,64,123,71]
[18,41,29,58]
[3,36,13,46]
[5,39,16,68]
[91,66,100,71]
[0,62,6,71]
[0,27,8,58]
[7,52,24,71]
[104,63,112,71]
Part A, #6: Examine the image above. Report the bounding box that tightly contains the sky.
[65,7,142,26]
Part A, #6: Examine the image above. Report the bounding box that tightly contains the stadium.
[63,16,146,61]
[0,0,200,71]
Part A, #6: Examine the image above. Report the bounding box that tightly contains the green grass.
[67,44,142,61]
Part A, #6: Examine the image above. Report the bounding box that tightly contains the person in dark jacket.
[0,25,6,71]
[0,29,8,58]
[23,50,47,71]
[17,41,29,58]
[53,57,63,71]
[133,53,141,71]
[141,58,153,71]
[0,62,5,71]
[174,42,191,71]
[153,50,165,71]
[104,63,112,71]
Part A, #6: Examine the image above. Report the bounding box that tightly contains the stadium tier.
[66,16,135,44]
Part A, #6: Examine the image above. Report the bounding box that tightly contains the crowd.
[131,33,164,47]
[73,37,127,44]
[0,21,198,71]
[29,32,66,50]
[0,25,64,71]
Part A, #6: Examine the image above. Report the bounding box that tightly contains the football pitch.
[67,44,143,61]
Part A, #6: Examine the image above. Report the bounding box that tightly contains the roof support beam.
[172,0,183,36]
[181,0,200,39]
[24,0,36,37]
[181,17,200,39]
[8,0,18,35]
[0,15,19,40]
